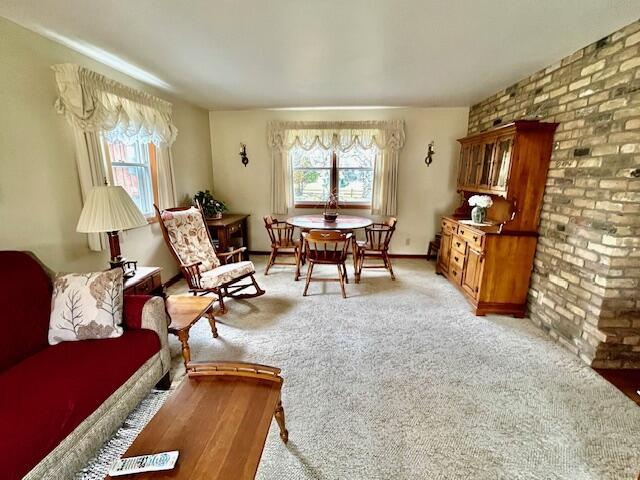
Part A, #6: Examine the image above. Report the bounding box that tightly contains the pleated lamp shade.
[76,185,147,233]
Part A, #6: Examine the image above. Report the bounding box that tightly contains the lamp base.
[107,231,136,278]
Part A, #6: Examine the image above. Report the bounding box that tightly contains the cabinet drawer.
[451,235,467,255]
[449,266,463,285]
[441,218,457,236]
[457,225,484,250]
[133,274,162,295]
[450,250,465,270]
[134,277,154,295]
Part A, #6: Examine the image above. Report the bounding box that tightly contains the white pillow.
[48,269,124,345]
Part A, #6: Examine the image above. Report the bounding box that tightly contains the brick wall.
[468,20,640,368]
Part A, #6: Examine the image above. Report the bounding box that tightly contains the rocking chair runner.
[355,217,397,282]
[155,204,264,313]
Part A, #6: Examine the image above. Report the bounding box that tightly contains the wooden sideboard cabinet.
[437,120,558,317]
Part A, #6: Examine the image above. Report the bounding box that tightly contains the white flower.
[468,195,493,208]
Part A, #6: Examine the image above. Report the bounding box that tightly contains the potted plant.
[468,195,493,224]
[193,190,227,219]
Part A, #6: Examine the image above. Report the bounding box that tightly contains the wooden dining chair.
[355,217,397,282]
[263,216,301,280]
[303,230,352,298]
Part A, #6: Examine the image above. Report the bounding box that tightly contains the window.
[103,139,158,219]
[290,144,377,208]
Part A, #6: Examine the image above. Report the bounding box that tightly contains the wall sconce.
[239,143,249,167]
[424,141,435,166]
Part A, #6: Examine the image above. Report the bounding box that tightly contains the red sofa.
[0,251,171,480]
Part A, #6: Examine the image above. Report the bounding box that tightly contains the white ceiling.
[1,0,638,110]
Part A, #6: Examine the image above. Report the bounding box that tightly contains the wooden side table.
[124,266,163,296]
[206,214,250,260]
[166,296,218,368]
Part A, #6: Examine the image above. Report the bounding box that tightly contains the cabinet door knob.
[473,236,478,242]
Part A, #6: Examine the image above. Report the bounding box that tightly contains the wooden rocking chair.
[155,204,265,314]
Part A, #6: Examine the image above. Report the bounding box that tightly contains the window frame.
[293,150,374,209]
[103,139,159,223]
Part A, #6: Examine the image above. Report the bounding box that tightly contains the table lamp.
[76,185,148,276]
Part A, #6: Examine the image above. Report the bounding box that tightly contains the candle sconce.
[424,141,435,166]
[239,143,249,167]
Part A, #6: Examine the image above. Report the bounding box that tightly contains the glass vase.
[471,206,486,224]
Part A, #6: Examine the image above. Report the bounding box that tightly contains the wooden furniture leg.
[294,247,301,281]
[207,308,218,338]
[265,248,276,275]
[274,400,289,443]
[338,264,347,298]
[217,290,226,314]
[384,251,396,280]
[303,262,314,296]
[177,329,191,369]
[352,235,358,271]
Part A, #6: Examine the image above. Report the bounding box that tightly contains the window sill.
[294,204,371,210]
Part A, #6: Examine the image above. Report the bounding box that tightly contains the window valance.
[267,120,405,153]
[52,63,178,146]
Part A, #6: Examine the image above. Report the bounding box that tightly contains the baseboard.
[249,251,428,259]
[164,272,183,288]
[388,253,429,259]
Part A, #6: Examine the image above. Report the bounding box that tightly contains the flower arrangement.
[468,195,493,208]
[193,190,227,219]
[468,195,493,224]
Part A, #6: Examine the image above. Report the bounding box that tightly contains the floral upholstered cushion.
[160,207,220,273]
[200,261,256,289]
[48,269,124,345]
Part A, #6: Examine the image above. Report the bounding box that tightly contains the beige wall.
[209,108,469,254]
[0,17,213,280]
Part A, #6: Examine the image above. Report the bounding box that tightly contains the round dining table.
[285,214,373,279]
[285,214,373,231]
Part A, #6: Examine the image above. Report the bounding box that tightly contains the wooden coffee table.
[105,362,288,480]
[167,296,218,368]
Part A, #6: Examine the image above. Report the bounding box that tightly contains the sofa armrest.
[123,295,171,375]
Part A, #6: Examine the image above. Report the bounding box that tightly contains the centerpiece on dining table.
[323,190,339,222]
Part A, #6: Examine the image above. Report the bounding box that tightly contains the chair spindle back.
[364,217,397,250]
[304,230,352,262]
[263,216,296,247]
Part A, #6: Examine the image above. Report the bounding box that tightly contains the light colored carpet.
[85,258,640,479]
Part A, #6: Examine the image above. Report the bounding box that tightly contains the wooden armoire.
[436,120,558,317]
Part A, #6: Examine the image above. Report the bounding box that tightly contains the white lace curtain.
[267,120,405,215]
[53,63,178,251]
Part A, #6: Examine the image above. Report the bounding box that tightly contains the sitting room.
[0,1,639,479]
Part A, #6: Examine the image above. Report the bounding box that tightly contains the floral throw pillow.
[48,269,124,345]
